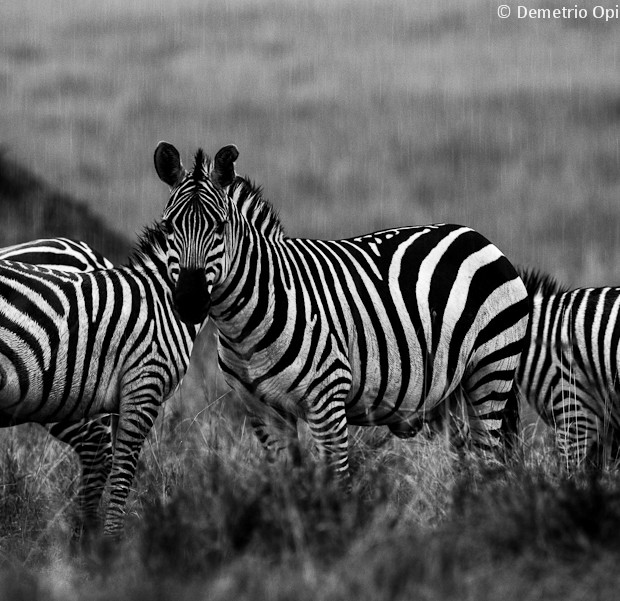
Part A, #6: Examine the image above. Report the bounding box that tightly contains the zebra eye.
[215,221,227,234]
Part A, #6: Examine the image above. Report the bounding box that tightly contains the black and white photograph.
[1,1,620,599]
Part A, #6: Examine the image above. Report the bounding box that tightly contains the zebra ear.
[212,144,239,188]
[154,141,185,187]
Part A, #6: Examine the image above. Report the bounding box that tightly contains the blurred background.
[2,0,619,286]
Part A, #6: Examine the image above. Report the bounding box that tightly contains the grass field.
[4,404,620,600]
[2,0,620,598]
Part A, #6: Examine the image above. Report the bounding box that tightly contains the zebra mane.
[230,176,285,239]
[126,222,169,268]
[516,266,567,297]
[192,148,211,181]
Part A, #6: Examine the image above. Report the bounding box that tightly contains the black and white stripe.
[517,267,620,467]
[156,143,530,484]
[0,218,211,537]
[0,238,115,534]
[0,237,114,272]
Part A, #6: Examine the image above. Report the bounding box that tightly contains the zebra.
[0,237,115,536]
[517,267,620,468]
[0,192,223,536]
[155,142,530,485]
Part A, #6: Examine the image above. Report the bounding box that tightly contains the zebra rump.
[517,265,620,467]
[0,237,115,536]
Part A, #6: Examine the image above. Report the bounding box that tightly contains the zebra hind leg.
[249,406,301,467]
[461,369,518,462]
[498,383,521,460]
[434,391,471,451]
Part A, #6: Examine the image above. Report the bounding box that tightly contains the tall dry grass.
[2,379,620,600]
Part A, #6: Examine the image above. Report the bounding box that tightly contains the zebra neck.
[125,223,179,291]
[210,222,287,345]
[128,254,201,343]
[128,250,174,289]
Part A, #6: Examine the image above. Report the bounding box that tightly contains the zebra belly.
[343,384,459,428]
[221,344,462,431]
[344,331,466,427]
[220,357,308,419]
[0,352,119,422]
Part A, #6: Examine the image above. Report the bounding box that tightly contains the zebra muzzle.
[174,268,212,325]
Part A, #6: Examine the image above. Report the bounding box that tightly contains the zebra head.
[154,141,239,325]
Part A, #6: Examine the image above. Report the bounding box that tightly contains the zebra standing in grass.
[0,189,224,536]
[155,142,529,484]
[0,237,115,535]
[517,267,620,467]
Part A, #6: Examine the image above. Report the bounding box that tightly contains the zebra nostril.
[174,268,211,325]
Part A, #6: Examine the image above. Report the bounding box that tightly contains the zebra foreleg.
[48,416,115,537]
[305,396,351,491]
[103,400,159,539]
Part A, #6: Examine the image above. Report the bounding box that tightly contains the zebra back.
[0,237,113,271]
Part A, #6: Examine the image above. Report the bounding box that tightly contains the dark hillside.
[0,151,130,265]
